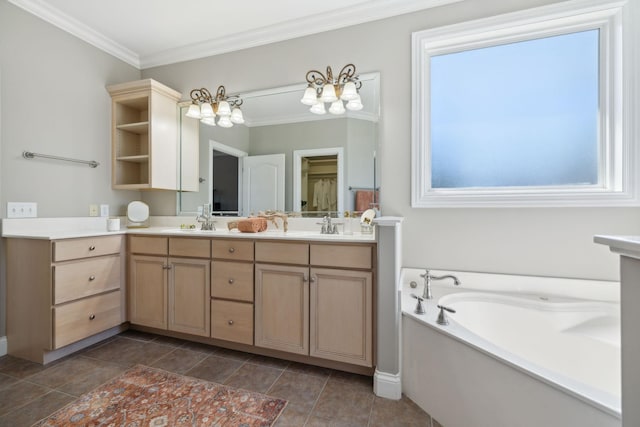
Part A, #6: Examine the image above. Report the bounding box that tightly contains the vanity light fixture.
[185,85,244,127]
[301,64,363,115]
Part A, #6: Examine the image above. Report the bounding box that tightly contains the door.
[168,257,211,337]
[310,267,373,366]
[254,263,309,355]
[242,154,285,215]
[129,255,168,329]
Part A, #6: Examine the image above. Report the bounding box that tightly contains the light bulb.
[200,102,214,118]
[346,94,363,111]
[217,100,231,116]
[300,86,318,105]
[320,84,337,103]
[329,100,346,115]
[310,102,326,115]
[340,81,358,101]
[230,107,245,124]
[185,103,201,119]
[218,116,233,128]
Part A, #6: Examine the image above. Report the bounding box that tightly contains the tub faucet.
[420,269,461,299]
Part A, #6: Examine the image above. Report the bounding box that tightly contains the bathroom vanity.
[3,222,376,374]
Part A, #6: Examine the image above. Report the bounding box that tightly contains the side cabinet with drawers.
[6,235,125,363]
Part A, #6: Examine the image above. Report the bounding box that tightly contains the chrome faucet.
[320,216,340,234]
[196,203,216,231]
[420,269,461,299]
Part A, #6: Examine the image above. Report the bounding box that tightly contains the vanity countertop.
[594,235,640,259]
[1,217,376,243]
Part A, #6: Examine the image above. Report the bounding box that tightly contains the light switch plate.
[100,204,109,217]
[7,202,37,218]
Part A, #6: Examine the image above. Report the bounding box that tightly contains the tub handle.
[411,294,426,315]
[436,305,455,326]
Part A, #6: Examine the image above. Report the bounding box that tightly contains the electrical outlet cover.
[100,204,109,217]
[89,204,99,217]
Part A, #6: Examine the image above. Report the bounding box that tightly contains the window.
[411,0,635,207]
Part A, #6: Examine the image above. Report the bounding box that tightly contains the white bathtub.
[400,269,621,427]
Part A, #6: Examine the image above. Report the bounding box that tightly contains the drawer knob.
[89,314,96,320]
[228,247,235,253]
[228,278,234,284]
[89,275,96,281]
[228,320,234,325]
[89,246,96,251]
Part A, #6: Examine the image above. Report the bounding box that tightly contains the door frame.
[293,147,344,214]
[208,140,247,215]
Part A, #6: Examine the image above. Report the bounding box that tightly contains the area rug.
[33,365,287,426]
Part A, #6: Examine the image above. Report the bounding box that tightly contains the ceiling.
[8,0,461,69]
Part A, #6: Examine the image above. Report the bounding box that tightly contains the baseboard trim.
[374,369,402,399]
[0,336,7,357]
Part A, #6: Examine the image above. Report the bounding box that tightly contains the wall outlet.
[100,204,109,217]
[7,202,37,218]
[89,204,99,217]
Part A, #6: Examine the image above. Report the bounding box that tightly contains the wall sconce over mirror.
[300,64,363,115]
[186,85,244,128]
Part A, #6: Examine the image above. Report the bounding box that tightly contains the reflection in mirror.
[178,73,379,217]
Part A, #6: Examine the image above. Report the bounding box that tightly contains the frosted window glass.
[430,30,599,189]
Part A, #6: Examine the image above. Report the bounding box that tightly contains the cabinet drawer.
[169,237,210,258]
[53,290,122,349]
[54,255,121,304]
[310,244,372,269]
[212,261,254,302]
[255,241,309,265]
[212,239,254,261]
[129,236,168,255]
[54,235,122,262]
[211,300,253,345]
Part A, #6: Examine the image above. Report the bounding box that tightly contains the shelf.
[116,155,149,163]
[116,121,149,134]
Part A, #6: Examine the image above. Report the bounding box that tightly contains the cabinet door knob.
[310,275,316,283]
[89,245,96,251]
[228,278,234,284]
[89,275,96,281]
[89,314,96,320]
[303,274,308,282]
[228,320,234,325]
[228,247,235,253]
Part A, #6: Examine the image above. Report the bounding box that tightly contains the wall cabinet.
[128,236,211,337]
[6,235,125,363]
[254,241,374,367]
[107,79,182,190]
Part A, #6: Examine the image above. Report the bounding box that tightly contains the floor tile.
[0,381,50,416]
[56,362,127,396]
[150,348,208,374]
[224,363,283,394]
[180,340,220,354]
[369,395,431,427]
[311,380,374,425]
[212,347,253,361]
[118,329,157,341]
[0,356,48,379]
[267,371,327,406]
[286,362,333,379]
[273,402,312,426]
[247,354,291,369]
[0,390,75,427]
[326,372,374,395]
[184,355,243,383]
[152,335,188,347]
[26,356,100,388]
[0,373,19,391]
[432,417,444,427]
[83,337,174,366]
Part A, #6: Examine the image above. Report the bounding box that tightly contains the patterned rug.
[33,365,287,426]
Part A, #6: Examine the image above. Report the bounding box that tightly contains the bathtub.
[400,268,621,427]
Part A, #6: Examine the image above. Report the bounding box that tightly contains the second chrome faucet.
[420,269,461,299]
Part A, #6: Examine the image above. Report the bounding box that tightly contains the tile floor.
[0,331,441,426]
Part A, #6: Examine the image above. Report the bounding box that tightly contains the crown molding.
[9,0,461,70]
[8,0,140,68]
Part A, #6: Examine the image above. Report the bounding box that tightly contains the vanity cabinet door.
[168,257,210,337]
[310,267,373,367]
[254,263,309,355]
[129,255,168,329]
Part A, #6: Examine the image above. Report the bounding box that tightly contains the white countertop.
[594,235,640,259]
[1,217,376,243]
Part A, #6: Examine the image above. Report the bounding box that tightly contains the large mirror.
[178,73,380,217]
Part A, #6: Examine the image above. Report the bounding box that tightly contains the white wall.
[143,0,640,281]
[0,1,142,336]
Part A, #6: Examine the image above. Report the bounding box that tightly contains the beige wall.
[0,1,142,336]
[143,0,640,282]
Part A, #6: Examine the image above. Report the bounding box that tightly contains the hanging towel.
[355,190,377,212]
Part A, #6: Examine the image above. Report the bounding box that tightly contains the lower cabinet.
[128,236,211,337]
[254,264,309,355]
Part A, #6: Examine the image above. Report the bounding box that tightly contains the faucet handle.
[419,269,430,279]
[436,305,456,326]
[411,294,426,315]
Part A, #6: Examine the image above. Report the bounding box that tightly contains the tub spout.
[420,270,461,299]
